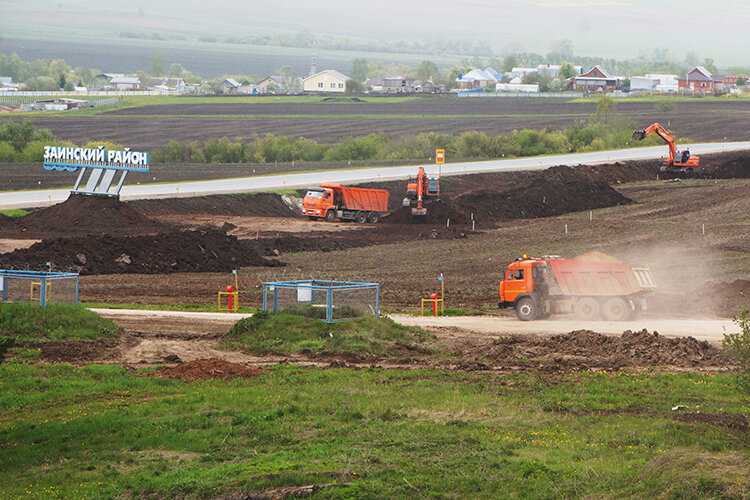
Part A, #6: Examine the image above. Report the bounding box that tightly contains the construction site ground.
[2,151,749,372]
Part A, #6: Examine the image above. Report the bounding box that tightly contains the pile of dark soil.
[0,194,169,238]
[131,192,299,218]
[626,150,750,179]
[474,329,723,371]
[384,165,632,225]
[0,228,283,274]
[147,358,263,381]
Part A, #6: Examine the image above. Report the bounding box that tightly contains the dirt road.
[92,308,738,344]
[390,315,738,343]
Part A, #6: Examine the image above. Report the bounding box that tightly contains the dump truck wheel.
[325,210,336,222]
[515,296,538,321]
[602,297,629,321]
[574,297,600,320]
[368,211,381,223]
[356,211,367,223]
[628,301,642,320]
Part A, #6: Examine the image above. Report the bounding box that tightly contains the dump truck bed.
[320,183,389,212]
[547,259,655,297]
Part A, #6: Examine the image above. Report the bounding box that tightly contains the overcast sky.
[4,0,750,67]
[247,0,749,65]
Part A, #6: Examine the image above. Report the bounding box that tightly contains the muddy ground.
[2,150,750,374]
[17,310,728,375]
[0,163,636,274]
[6,98,750,149]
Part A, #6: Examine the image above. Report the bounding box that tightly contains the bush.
[0,141,17,162]
[723,307,750,391]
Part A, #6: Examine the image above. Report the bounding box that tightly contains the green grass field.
[0,303,118,342]
[0,362,747,498]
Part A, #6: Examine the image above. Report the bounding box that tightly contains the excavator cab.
[427,177,439,195]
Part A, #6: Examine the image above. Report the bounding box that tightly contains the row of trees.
[0,52,202,92]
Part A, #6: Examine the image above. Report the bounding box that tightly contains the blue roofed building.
[455,68,502,89]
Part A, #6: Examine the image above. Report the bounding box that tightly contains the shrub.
[723,307,750,391]
[0,141,17,161]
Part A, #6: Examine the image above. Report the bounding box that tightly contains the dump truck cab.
[498,257,551,320]
[302,187,335,220]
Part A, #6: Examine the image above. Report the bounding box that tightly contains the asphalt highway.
[2,142,749,209]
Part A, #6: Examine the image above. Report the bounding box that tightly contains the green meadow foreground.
[1,362,748,499]
[1,306,749,499]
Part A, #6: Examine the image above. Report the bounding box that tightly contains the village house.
[109,76,142,90]
[678,66,725,93]
[257,76,282,88]
[145,77,186,92]
[0,77,18,91]
[536,64,582,77]
[219,78,241,93]
[510,67,537,79]
[303,70,350,93]
[569,66,618,92]
[455,68,500,89]
[381,76,417,93]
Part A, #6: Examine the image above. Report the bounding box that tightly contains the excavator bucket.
[631,129,647,141]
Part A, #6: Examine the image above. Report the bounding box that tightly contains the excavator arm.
[632,123,676,164]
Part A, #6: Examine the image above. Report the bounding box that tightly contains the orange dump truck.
[498,255,656,321]
[302,183,389,223]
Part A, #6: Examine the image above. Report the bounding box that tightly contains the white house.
[646,74,679,93]
[510,67,537,79]
[110,76,142,90]
[303,70,350,93]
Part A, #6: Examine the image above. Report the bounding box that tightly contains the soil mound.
[0,228,283,274]
[147,358,263,381]
[3,194,168,238]
[626,150,750,179]
[384,165,631,225]
[131,192,299,218]
[478,329,723,371]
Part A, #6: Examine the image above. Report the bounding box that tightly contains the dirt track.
[391,315,739,343]
[35,308,724,373]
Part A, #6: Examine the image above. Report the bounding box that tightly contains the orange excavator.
[403,166,440,216]
[631,123,700,173]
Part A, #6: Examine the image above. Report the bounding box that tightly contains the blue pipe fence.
[0,270,80,308]
[262,280,380,323]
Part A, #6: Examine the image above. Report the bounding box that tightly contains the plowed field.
[5,97,750,150]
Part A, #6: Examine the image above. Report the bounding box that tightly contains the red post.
[430,292,439,316]
[226,285,235,310]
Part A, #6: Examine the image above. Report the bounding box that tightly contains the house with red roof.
[677,66,725,93]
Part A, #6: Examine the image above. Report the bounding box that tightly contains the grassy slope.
[0,363,747,498]
[0,303,118,342]
[223,311,433,357]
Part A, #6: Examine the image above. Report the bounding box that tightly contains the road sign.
[436,149,445,164]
